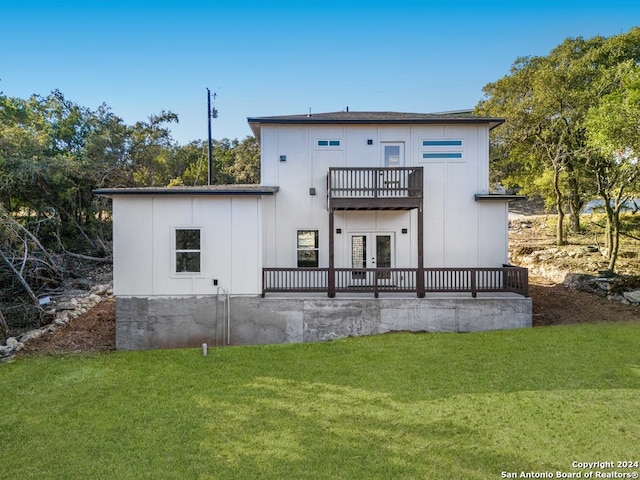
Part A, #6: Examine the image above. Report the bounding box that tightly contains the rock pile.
[563,273,640,305]
[0,283,113,361]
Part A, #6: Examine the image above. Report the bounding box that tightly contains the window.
[175,228,201,273]
[422,140,463,147]
[383,143,404,166]
[422,152,463,160]
[420,139,464,162]
[317,139,341,147]
[297,230,319,268]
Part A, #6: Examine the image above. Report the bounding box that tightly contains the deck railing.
[328,167,423,199]
[262,266,529,298]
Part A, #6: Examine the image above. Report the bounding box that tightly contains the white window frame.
[315,139,342,149]
[173,227,202,275]
[296,229,320,268]
[381,142,405,167]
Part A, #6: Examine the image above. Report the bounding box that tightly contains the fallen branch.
[64,251,113,263]
[0,245,41,307]
[0,308,9,342]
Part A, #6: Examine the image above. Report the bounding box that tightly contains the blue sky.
[1,1,638,144]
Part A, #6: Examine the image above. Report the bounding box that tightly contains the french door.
[349,233,394,285]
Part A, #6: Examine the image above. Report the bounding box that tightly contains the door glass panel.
[351,235,366,280]
[376,234,392,280]
[376,235,391,268]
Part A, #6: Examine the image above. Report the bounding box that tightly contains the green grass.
[2,323,640,479]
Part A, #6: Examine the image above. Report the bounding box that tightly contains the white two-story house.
[96,110,531,350]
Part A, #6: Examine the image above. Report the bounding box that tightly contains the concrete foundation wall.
[116,294,532,350]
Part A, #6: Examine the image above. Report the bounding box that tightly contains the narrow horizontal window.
[317,139,341,148]
[422,140,463,147]
[422,152,463,159]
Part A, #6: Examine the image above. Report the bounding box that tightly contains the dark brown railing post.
[374,270,379,298]
[522,267,529,297]
[328,207,336,298]
[417,202,425,298]
[471,269,477,298]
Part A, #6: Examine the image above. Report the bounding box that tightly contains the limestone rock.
[623,290,640,304]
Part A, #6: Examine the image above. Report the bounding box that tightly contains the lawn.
[1,323,640,479]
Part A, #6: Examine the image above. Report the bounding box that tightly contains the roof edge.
[94,185,279,197]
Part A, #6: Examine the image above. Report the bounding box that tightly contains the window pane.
[176,229,200,250]
[297,250,318,268]
[384,145,401,166]
[376,235,391,268]
[176,252,200,273]
[297,230,318,249]
[422,140,463,147]
[317,140,329,146]
[329,140,340,146]
[351,235,367,268]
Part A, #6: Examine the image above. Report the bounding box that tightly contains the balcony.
[262,266,529,298]
[328,167,423,210]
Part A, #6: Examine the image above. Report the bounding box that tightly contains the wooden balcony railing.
[262,266,529,298]
[328,167,423,209]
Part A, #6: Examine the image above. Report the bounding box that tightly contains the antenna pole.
[207,88,213,185]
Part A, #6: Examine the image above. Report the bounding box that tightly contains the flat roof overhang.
[474,194,526,202]
[248,111,505,139]
[94,185,279,197]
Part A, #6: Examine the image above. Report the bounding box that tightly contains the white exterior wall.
[261,123,507,269]
[113,195,262,296]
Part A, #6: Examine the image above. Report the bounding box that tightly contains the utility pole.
[207,88,214,185]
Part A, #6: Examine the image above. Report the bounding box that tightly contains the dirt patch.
[16,298,115,356]
[529,276,640,326]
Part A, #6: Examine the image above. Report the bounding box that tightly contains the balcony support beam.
[328,207,336,298]
[417,203,425,298]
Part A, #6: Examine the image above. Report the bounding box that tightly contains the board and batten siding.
[260,123,507,269]
[113,195,262,296]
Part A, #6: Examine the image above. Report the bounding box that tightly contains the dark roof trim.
[474,194,526,202]
[247,111,505,138]
[94,185,279,197]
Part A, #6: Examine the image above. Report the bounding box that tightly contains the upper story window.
[422,140,463,147]
[175,228,201,274]
[383,143,404,166]
[316,139,341,148]
[420,139,464,162]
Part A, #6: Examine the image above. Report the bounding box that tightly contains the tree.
[477,28,640,245]
[169,137,260,186]
[585,65,640,272]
